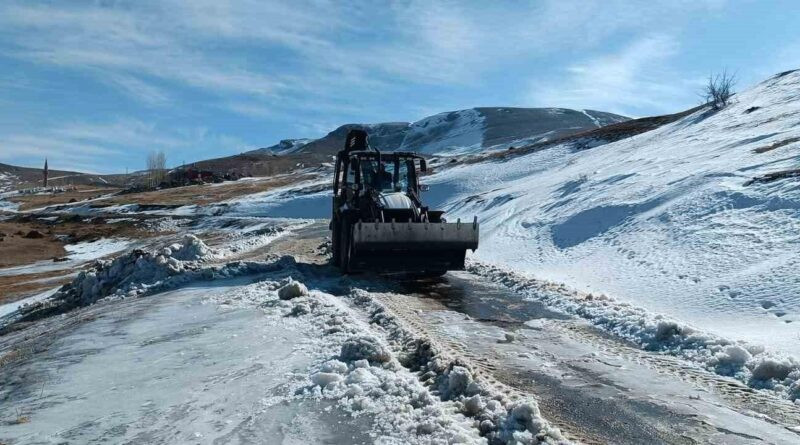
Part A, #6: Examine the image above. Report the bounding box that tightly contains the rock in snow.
[278,279,308,300]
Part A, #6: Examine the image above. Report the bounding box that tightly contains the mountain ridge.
[249,107,628,156]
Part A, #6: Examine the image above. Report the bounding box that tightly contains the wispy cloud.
[0,134,120,174]
[528,35,698,116]
[0,0,771,172]
[0,118,251,173]
[103,74,170,106]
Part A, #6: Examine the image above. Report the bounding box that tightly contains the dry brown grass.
[0,217,154,268]
[753,137,800,154]
[0,349,21,367]
[0,271,75,306]
[745,168,800,185]
[11,408,30,425]
[94,173,312,208]
[9,185,121,211]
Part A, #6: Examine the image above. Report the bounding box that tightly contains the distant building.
[43,158,48,188]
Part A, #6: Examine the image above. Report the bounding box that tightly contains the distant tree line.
[146,150,167,188]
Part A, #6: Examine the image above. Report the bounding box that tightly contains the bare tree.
[146,150,167,188]
[703,70,737,110]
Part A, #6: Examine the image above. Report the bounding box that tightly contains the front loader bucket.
[349,220,479,272]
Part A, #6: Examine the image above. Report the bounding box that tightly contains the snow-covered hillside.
[289,107,628,156]
[0,171,17,193]
[431,70,800,359]
[248,138,313,155]
[399,108,627,155]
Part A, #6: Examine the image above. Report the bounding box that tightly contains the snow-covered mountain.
[277,107,627,156]
[248,138,314,155]
[431,69,800,361]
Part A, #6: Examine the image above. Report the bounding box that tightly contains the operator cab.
[330,129,476,274]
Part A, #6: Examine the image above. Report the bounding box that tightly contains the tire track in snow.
[372,270,800,443]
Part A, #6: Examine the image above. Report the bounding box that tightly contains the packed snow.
[63,238,132,261]
[0,279,373,444]
[2,249,570,444]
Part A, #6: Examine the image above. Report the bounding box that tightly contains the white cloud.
[103,74,170,106]
[0,119,252,173]
[0,0,739,169]
[527,35,698,116]
[0,1,287,100]
[0,134,121,174]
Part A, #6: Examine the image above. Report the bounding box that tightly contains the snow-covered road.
[0,278,371,444]
[3,220,799,444]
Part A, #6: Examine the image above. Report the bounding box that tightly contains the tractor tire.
[338,221,352,273]
[331,220,340,265]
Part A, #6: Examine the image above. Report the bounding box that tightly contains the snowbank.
[293,283,567,444]
[470,260,800,401]
[207,258,566,444]
[3,235,283,327]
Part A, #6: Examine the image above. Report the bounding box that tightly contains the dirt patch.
[0,270,75,306]
[9,185,121,211]
[88,173,313,208]
[0,217,151,268]
[0,222,66,268]
[746,168,800,185]
[753,137,800,154]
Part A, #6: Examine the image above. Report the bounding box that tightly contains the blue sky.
[0,0,798,173]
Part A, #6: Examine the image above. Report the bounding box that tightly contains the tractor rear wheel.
[331,220,340,265]
[338,221,352,273]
